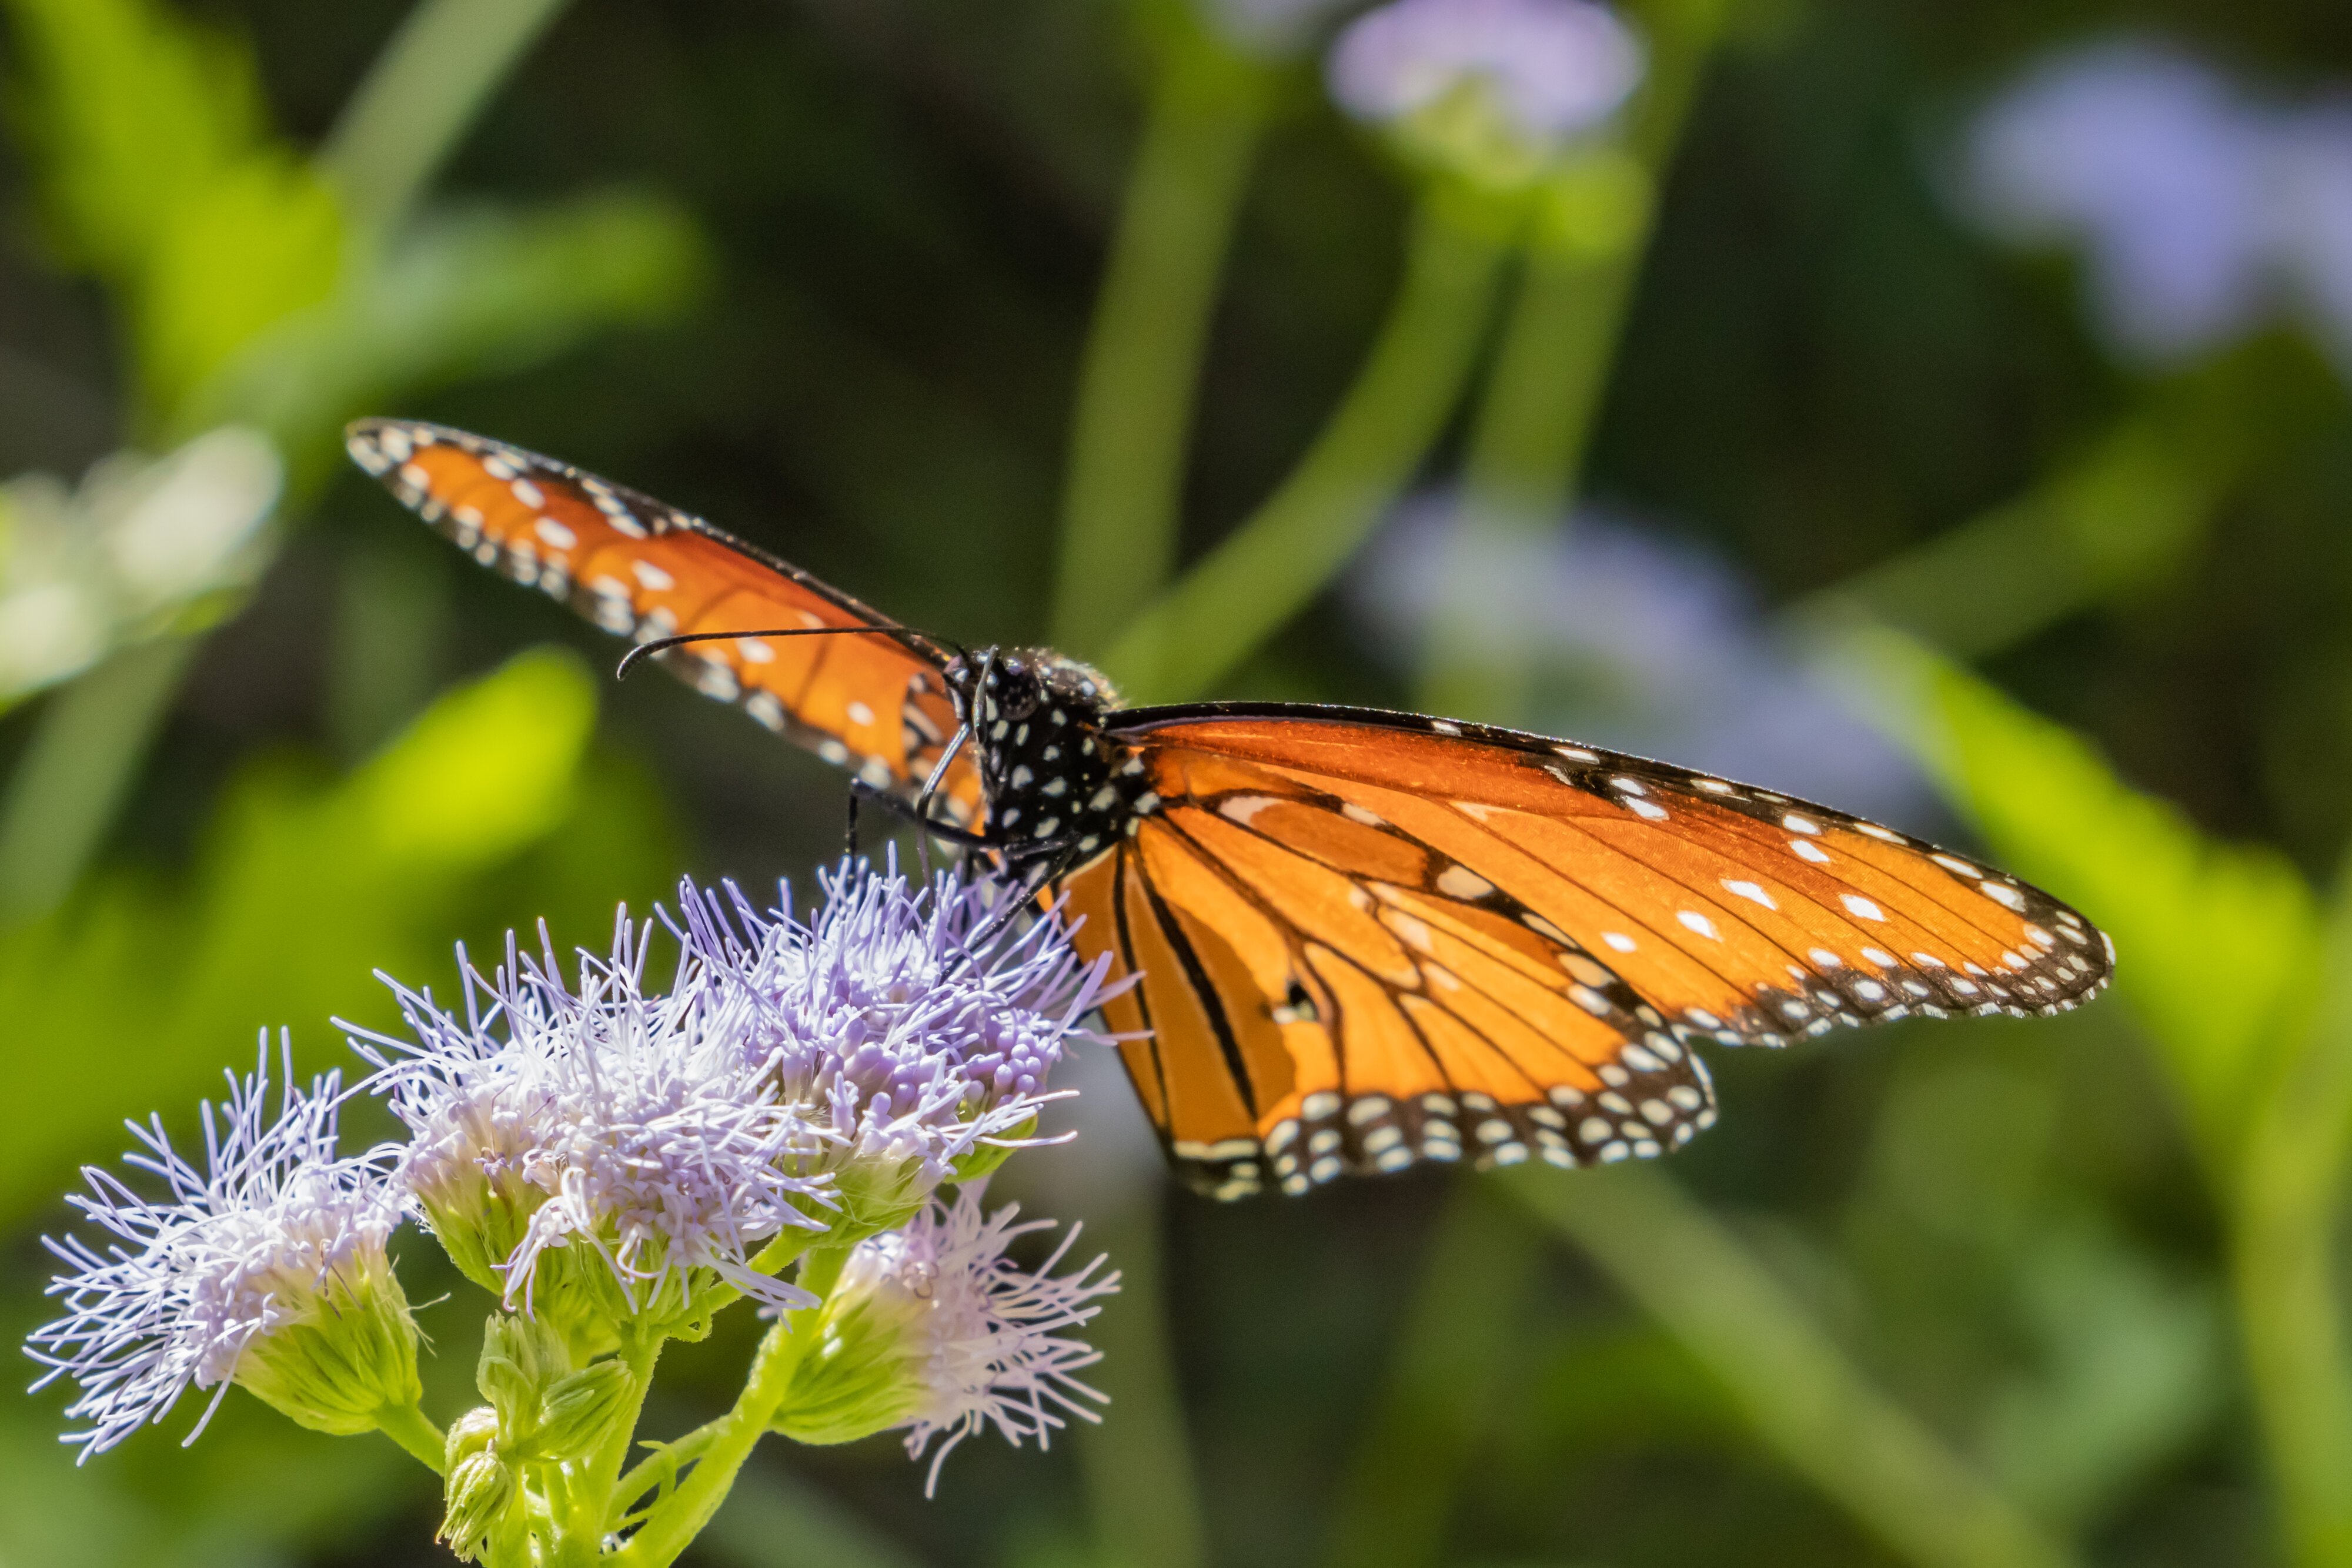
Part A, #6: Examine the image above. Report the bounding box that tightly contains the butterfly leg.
[849,777,993,848]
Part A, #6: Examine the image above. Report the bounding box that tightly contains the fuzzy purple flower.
[352,908,833,1326]
[779,1185,1118,1492]
[678,858,1118,1240]
[352,861,1114,1329]
[27,1042,416,1460]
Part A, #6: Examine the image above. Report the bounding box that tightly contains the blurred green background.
[6,0,2352,1563]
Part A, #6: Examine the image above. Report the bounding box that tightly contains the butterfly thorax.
[946,647,1140,870]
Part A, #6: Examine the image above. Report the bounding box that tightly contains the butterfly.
[347,419,2113,1200]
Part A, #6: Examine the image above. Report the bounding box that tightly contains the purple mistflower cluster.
[29,860,1121,1494]
[26,1043,402,1460]
[1328,0,1644,148]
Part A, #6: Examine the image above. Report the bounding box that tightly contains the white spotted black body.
[939,648,1148,874]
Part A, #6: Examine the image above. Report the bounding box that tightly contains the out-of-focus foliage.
[0,646,676,1222]
[3,0,340,418]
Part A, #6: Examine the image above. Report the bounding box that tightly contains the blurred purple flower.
[1329,0,1643,148]
[1353,496,1934,825]
[1965,38,2352,373]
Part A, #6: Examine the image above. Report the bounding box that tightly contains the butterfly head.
[944,647,1130,860]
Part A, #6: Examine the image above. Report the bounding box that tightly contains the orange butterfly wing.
[1058,705,2110,1198]
[346,419,981,826]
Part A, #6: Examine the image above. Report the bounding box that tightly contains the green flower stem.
[1421,0,1730,721]
[1052,36,1270,659]
[557,1330,664,1567]
[1456,244,1638,527]
[1102,196,1511,703]
[320,0,577,233]
[2233,874,2352,1567]
[614,1248,848,1568]
[1783,416,2226,662]
[1497,1164,2080,1568]
[0,634,195,924]
[1456,0,1730,521]
[375,1399,449,1474]
[1318,1178,1541,1568]
[612,1416,728,1526]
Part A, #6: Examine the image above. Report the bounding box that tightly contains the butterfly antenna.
[614,623,953,682]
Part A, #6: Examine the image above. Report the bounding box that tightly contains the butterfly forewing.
[1063,704,2109,1197]
[345,419,981,825]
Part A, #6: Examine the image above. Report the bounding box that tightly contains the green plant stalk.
[1052,42,1268,661]
[612,1416,727,1524]
[2233,869,2352,1567]
[556,1330,664,1566]
[1784,416,2225,661]
[1422,0,1729,721]
[375,1399,449,1474]
[1102,196,1509,703]
[1498,1164,2081,1568]
[320,0,576,232]
[1068,1192,1209,1568]
[614,1248,847,1568]
[0,634,195,924]
[1319,1178,1541,1568]
[1454,0,1729,518]
[1456,246,1636,527]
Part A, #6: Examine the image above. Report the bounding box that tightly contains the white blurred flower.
[1965,38,2352,374]
[1329,0,1643,180]
[779,1186,1116,1492]
[1354,496,1933,824]
[0,427,279,701]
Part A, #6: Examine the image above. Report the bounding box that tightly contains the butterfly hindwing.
[345,419,981,826]
[1065,703,2109,1197]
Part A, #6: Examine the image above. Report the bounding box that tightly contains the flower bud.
[533,1360,636,1460]
[445,1405,500,1469]
[773,1260,931,1446]
[475,1312,569,1442]
[439,1449,519,1564]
